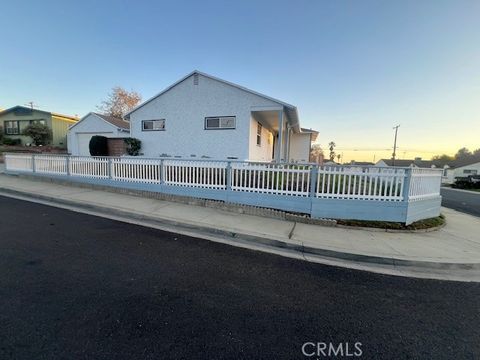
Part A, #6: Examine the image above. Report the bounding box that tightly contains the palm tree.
[328,141,336,161]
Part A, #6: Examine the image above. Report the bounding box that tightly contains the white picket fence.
[4,154,443,202]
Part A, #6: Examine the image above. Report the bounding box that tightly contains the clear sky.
[1,0,478,162]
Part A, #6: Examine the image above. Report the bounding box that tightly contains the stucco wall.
[289,132,311,162]
[129,74,280,160]
[67,113,125,155]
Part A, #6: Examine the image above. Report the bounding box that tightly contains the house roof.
[93,113,130,129]
[300,127,319,141]
[348,161,374,166]
[0,105,78,121]
[446,158,480,168]
[378,159,438,168]
[69,112,130,131]
[125,70,314,135]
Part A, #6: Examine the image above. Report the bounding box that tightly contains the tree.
[309,143,324,163]
[97,86,142,118]
[124,138,142,156]
[328,141,336,161]
[336,154,341,163]
[431,154,454,166]
[455,147,472,160]
[22,123,52,145]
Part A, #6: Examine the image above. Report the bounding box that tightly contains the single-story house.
[67,112,130,156]
[441,159,480,184]
[125,70,318,162]
[0,105,78,147]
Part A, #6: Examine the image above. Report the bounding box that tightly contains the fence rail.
[4,154,443,223]
[4,154,443,202]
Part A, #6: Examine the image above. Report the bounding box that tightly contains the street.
[441,187,480,217]
[0,195,479,359]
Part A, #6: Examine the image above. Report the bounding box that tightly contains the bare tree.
[310,143,324,163]
[97,86,142,118]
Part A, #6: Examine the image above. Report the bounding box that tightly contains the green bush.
[124,137,142,156]
[22,123,52,145]
[3,138,22,146]
[89,135,109,156]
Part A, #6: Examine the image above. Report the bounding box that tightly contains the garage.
[67,113,130,156]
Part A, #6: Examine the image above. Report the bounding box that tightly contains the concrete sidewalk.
[1,173,479,282]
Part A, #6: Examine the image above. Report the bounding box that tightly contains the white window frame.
[5,121,19,135]
[142,119,165,131]
[256,122,262,146]
[204,116,236,130]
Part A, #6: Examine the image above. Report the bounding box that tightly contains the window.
[5,121,19,134]
[464,169,478,175]
[205,116,236,130]
[256,122,262,146]
[30,119,46,125]
[142,119,165,131]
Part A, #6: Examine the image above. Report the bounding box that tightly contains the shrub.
[3,138,22,146]
[22,123,52,145]
[89,135,108,156]
[124,137,142,156]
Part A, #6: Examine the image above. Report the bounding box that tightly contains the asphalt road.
[441,187,480,217]
[0,196,479,359]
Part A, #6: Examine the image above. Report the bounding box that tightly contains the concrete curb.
[1,185,480,280]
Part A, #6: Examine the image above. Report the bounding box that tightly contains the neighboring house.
[125,70,319,162]
[0,105,78,147]
[375,157,438,168]
[347,161,374,166]
[441,159,480,184]
[67,112,130,156]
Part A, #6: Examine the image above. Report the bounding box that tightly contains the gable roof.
[125,70,305,132]
[378,159,438,168]
[69,112,130,131]
[93,113,130,129]
[446,158,480,168]
[0,105,78,121]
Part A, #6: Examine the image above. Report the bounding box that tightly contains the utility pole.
[25,101,37,109]
[392,125,400,167]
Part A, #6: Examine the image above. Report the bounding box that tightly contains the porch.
[251,107,318,163]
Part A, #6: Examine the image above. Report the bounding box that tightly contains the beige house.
[0,106,78,147]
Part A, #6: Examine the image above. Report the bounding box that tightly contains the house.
[125,71,319,162]
[441,159,480,184]
[0,105,78,147]
[67,112,130,156]
[375,157,438,168]
[347,160,374,166]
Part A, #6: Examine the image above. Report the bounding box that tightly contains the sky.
[1,0,479,162]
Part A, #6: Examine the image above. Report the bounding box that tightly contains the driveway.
[441,187,480,217]
[0,196,479,359]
